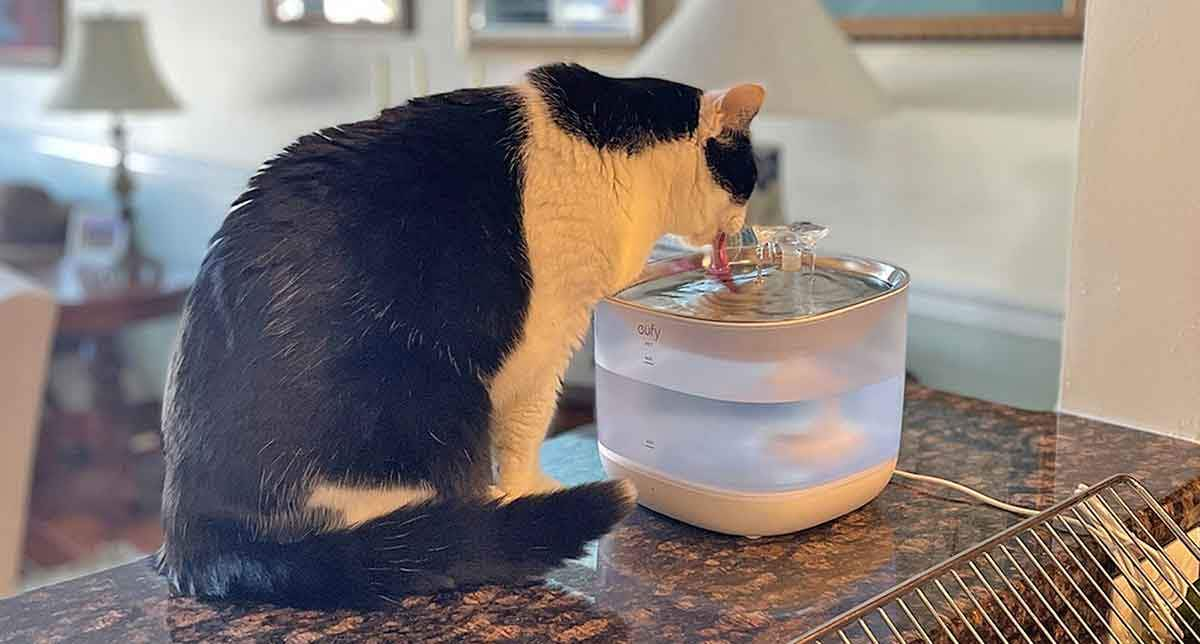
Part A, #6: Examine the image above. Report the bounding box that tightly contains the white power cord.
[892,469,1041,517]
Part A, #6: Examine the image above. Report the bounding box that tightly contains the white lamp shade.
[48,16,180,112]
[627,0,886,120]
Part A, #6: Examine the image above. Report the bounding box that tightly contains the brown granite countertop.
[3,383,1200,643]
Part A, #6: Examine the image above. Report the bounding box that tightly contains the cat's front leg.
[491,377,564,497]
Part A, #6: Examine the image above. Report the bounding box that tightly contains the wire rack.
[793,474,1200,644]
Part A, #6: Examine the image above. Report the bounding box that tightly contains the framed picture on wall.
[0,0,64,66]
[825,0,1085,40]
[265,0,413,31]
[459,0,644,49]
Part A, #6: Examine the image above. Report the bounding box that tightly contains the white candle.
[470,59,486,88]
[373,53,391,111]
[410,49,428,96]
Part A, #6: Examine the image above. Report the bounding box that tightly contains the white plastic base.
[599,443,896,537]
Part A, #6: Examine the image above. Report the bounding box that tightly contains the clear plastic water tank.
[594,253,909,537]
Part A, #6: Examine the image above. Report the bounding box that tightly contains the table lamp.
[627,0,887,227]
[47,15,180,285]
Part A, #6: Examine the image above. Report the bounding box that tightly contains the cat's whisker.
[273,448,304,499]
[389,513,431,529]
[256,438,276,457]
[428,431,447,446]
[259,450,289,502]
[293,353,331,381]
[375,300,394,319]
[376,593,403,607]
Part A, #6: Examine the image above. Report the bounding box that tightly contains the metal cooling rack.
[793,474,1200,643]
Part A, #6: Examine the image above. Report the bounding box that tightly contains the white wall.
[1,1,1080,314]
[763,42,1080,316]
[0,1,1082,409]
[1059,1,1200,437]
[0,0,652,168]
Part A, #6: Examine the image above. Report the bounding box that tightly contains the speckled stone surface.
[3,384,1200,643]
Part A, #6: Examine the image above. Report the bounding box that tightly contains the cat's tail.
[156,480,636,606]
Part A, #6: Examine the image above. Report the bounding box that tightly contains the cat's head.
[670,83,765,247]
[524,63,764,248]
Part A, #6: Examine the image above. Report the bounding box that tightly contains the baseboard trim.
[1056,406,1200,446]
[908,283,1063,342]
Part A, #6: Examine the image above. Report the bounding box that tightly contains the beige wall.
[1059,1,1200,436]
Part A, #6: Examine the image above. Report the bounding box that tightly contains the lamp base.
[109,115,163,287]
[117,246,164,287]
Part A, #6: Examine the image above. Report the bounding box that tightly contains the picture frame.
[0,0,65,67]
[826,0,1085,40]
[265,0,413,31]
[65,203,128,269]
[458,0,644,50]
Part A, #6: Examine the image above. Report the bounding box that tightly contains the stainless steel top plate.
[612,254,909,324]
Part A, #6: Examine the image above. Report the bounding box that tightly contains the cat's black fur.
[705,130,757,205]
[531,64,756,201]
[528,63,701,153]
[158,63,756,607]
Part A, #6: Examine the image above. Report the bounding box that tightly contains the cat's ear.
[704,84,766,132]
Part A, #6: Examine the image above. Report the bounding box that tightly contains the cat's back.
[230,87,528,235]
[208,85,532,303]
[173,87,534,408]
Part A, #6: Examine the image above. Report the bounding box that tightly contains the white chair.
[0,266,57,596]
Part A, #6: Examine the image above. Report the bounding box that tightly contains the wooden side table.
[40,265,190,424]
[22,261,190,567]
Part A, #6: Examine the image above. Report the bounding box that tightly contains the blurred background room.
[0,0,1086,595]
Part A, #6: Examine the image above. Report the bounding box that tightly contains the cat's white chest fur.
[484,88,659,493]
[485,85,739,497]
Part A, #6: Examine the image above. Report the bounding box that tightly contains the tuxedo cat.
[157,63,763,606]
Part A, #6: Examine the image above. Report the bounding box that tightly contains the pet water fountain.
[594,223,909,537]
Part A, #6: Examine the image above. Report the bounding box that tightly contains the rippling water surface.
[617,263,888,322]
